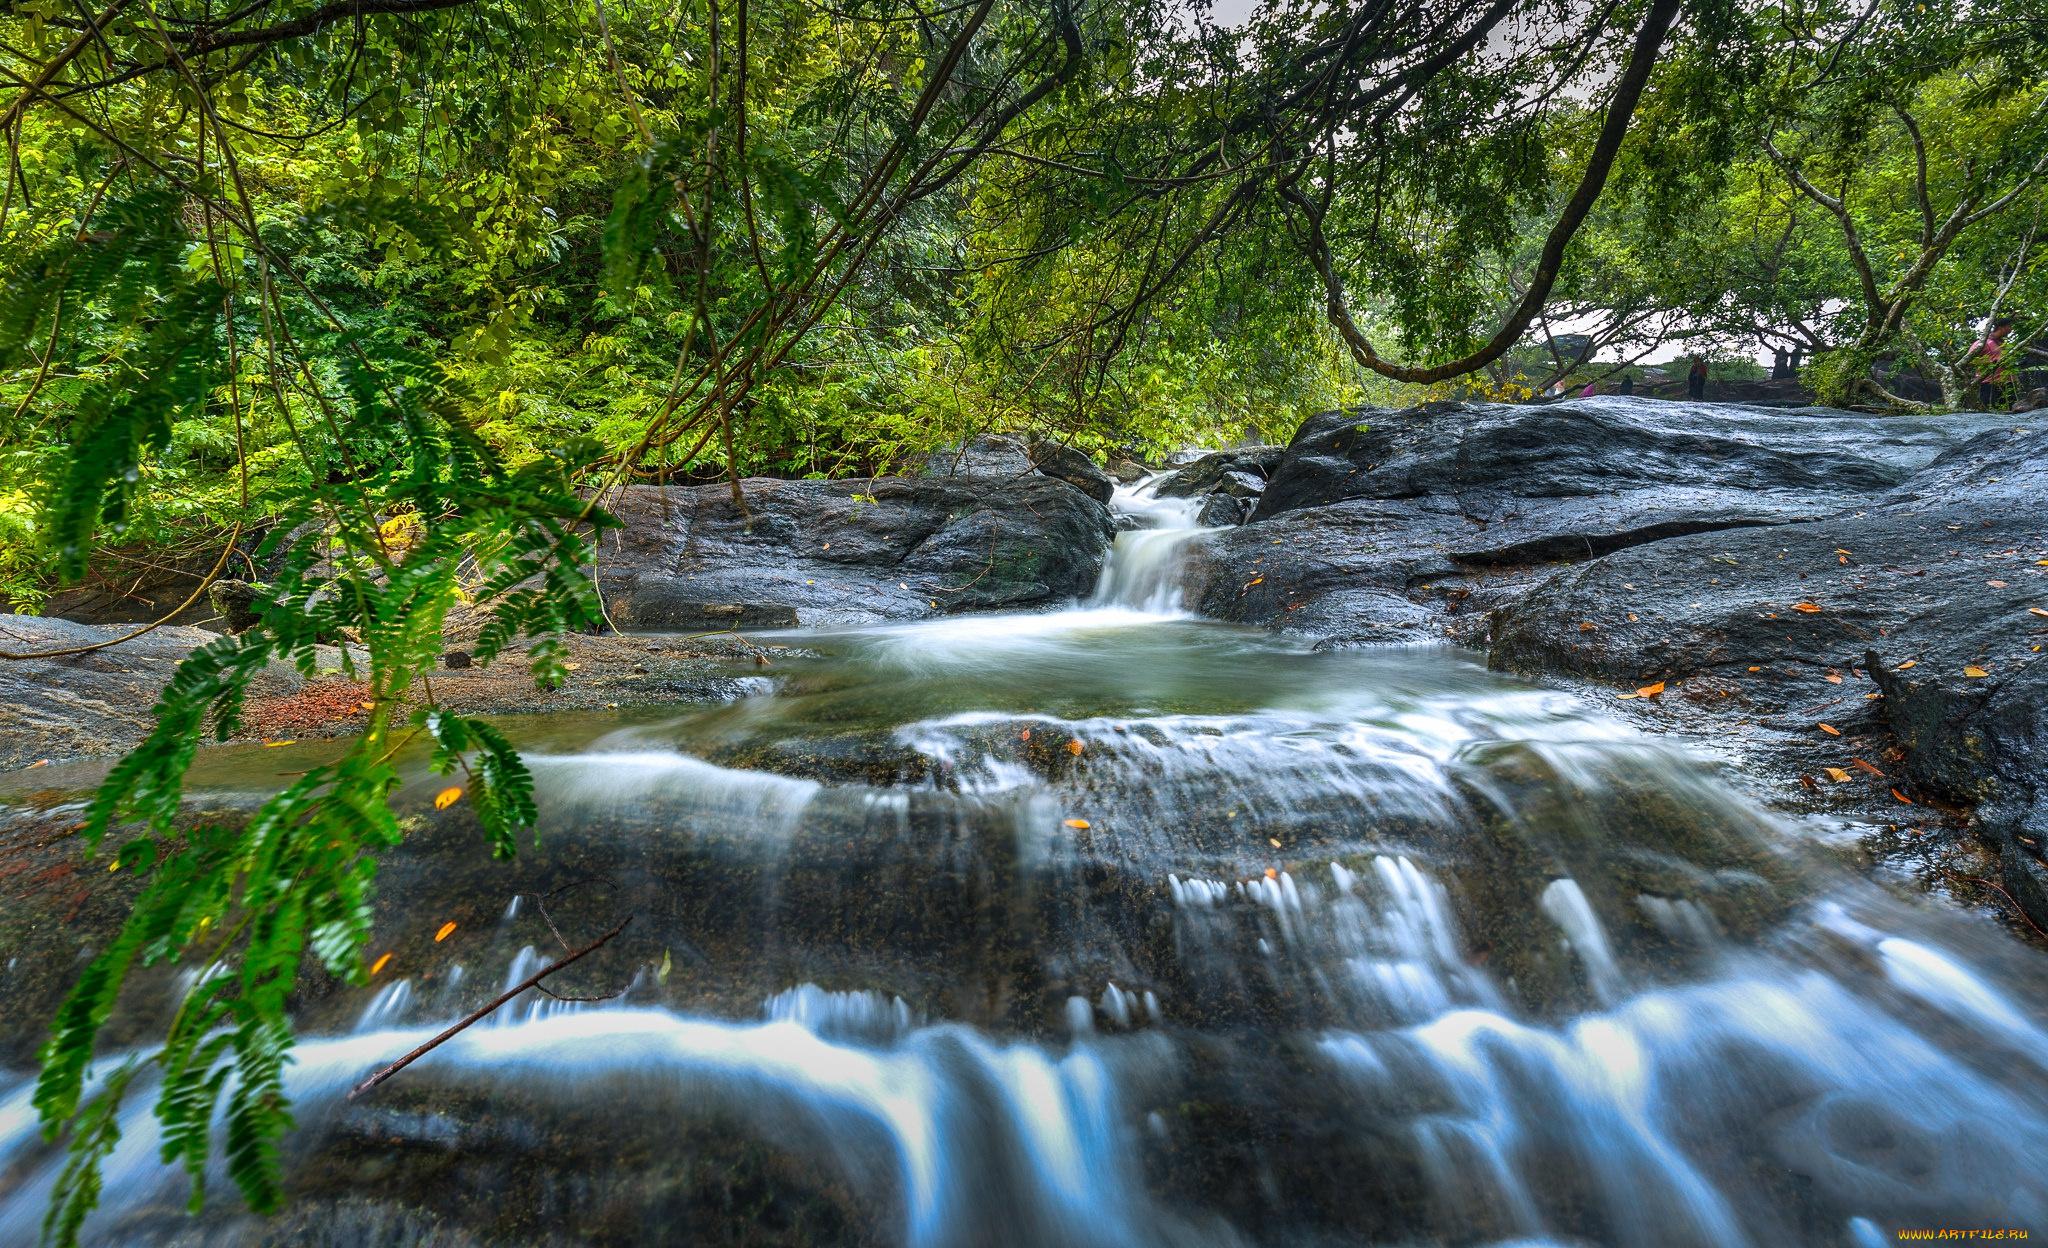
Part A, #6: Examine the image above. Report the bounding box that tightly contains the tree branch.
[1295,0,1684,385]
[347,914,632,1100]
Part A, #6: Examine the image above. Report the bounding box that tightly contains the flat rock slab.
[1253,397,2004,521]
[0,617,308,768]
[1489,426,2048,924]
[1183,398,2012,647]
[598,476,1116,629]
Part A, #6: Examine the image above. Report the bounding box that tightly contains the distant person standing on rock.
[1687,357,1709,400]
[1973,317,2015,410]
[1619,373,1635,395]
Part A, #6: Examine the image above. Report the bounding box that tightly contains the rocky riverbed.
[1165,397,2044,932]
[3,399,2042,932]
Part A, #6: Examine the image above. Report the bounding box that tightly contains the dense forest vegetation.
[0,0,2041,1237]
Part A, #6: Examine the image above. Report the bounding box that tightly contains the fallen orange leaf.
[1824,674,1842,684]
[370,953,393,975]
[358,701,376,711]
[1895,660,1916,670]
[1263,868,1277,879]
[1824,767,1852,783]
[1066,739,1085,756]
[1851,758,1885,777]
[1748,666,1761,672]
[1987,581,2007,588]
[434,922,457,942]
[435,786,464,810]
[1579,621,1598,631]
[1021,729,1031,740]
[1637,681,1666,697]
[1963,665,1988,677]
[1892,788,1913,804]
[1793,603,1821,613]
[1818,723,1841,736]
[2032,607,2048,617]
[1063,818,1091,829]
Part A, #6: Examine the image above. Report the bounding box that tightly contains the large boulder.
[0,616,304,767]
[1024,441,1116,504]
[919,434,1115,504]
[597,477,1117,629]
[1151,446,1284,501]
[1487,426,2047,923]
[1252,398,1984,523]
[1177,399,2011,644]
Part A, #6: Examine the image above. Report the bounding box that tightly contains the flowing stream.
[4,476,2047,1247]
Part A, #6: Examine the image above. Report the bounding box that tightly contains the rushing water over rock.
[3,480,2047,1247]
[1086,476,1212,614]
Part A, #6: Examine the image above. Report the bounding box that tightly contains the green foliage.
[14,173,616,1239]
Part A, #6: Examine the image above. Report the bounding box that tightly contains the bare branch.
[348,915,633,1100]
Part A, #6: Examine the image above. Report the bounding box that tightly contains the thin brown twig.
[514,877,619,951]
[348,914,631,1099]
[0,523,244,660]
[1948,872,2048,941]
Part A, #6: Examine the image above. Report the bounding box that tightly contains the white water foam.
[1089,475,1213,614]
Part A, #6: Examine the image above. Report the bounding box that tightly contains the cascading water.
[1086,474,1212,613]
[4,482,2047,1247]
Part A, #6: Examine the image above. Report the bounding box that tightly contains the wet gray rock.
[1181,398,2011,649]
[1196,493,1247,528]
[1025,441,1115,504]
[0,615,305,768]
[1251,398,1992,524]
[918,434,1115,504]
[597,477,1116,629]
[1216,469,1267,500]
[1487,426,2048,923]
[922,433,1035,477]
[207,578,265,634]
[1152,446,1283,500]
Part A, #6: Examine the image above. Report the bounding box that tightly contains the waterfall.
[1087,475,1214,614]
